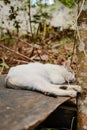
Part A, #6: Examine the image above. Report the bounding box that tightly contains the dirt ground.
[0,29,77,74]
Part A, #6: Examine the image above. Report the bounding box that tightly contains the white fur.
[5,62,81,97]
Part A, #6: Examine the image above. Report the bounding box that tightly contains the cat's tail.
[5,77,19,89]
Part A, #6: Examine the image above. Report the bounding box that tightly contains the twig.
[76,0,85,21]
[27,0,34,40]
[16,38,33,47]
[74,0,87,57]
[13,59,29,64]
[36,49,43,61]
[43,21,46,40]
[0,44,34,61]
[13,37,34,48]
[30,54,37,60]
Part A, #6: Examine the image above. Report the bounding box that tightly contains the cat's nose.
[70,78,75,82]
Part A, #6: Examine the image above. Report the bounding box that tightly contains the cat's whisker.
[68,81,70,85]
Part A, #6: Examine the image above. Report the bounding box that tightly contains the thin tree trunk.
[76,1,87,129]
[77,30,87,130]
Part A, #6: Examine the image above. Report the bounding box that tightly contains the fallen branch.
[13,37,33,48]
[13,37,43,61]
[0,44,34,62]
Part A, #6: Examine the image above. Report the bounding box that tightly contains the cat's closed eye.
[59,86,67,90]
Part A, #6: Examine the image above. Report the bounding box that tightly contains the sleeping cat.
[5,60,81,97]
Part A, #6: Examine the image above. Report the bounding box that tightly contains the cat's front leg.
[59,85,82,93]
[51,84,82,94]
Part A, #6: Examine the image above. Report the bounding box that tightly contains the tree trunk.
[76,0,87,130]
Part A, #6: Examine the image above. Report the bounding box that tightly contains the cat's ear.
[63,59,71,69]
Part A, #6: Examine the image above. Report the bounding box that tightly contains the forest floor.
[0,29,77,74]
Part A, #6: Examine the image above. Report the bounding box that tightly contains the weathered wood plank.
[0,75,70,130]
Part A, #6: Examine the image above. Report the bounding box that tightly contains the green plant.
[0,60,9,74]
[31,0,53,40]
[59,0,78,8]
[40,128,52,130]
[0,62,9,69]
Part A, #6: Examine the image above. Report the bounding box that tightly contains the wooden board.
[0,75,70,130]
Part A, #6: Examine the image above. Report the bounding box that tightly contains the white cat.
[5,60,81,97]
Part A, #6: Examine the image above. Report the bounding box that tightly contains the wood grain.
[0,75,70,130]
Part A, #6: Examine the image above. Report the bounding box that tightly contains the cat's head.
[63,59,75,83]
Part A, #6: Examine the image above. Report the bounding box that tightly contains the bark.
[77,30,87,130]
[76,1,87,129]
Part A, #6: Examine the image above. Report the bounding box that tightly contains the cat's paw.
[69,90,77,97]
[72,85,82,93]
[68,85,82,93]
